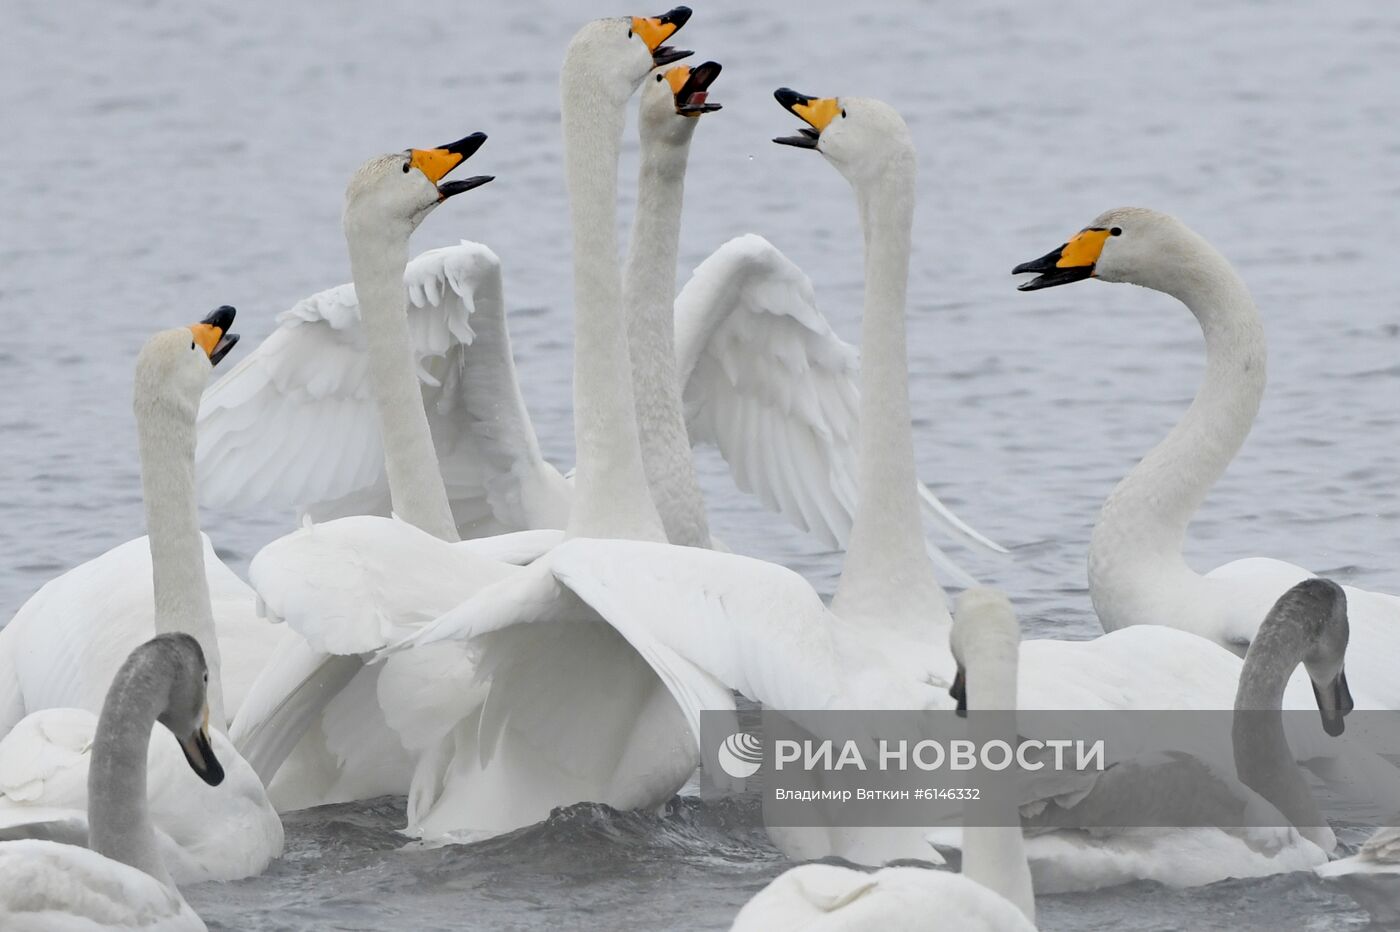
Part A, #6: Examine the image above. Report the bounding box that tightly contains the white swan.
[0,704,280,884]
[0,316,281,880]
[193,69,998,574]
[931,577,1359,894]
[398,90,1400,866]
[395,90,964,841]
[0,309,264,733]
[0,634,224,931]
[1012,208,1400,707]
[225,135,515,811]
[731,588,1036,932]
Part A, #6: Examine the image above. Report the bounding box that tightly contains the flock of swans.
[1,7,1397,930]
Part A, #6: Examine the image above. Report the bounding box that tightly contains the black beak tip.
[210,332,240,367]
[188,732,226,787]
[773,87,810,111]
[660,5,692,28]
[1321,713,1346,738]
[201,305,236,331]
[653,46,694,67]
[441,132,488,161]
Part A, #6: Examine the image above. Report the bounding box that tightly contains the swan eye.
[190,341,196,351]
[1110,226,1122,236]
[627,28,633,38]
[402,162,411,174]
[841,109,847,118]
[656,73,663,82]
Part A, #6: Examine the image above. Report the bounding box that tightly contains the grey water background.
[1,0,1397,928]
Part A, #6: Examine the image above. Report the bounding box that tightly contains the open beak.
[950,667,968,718]
[666,61,722,116]
[633,7,693,67]
[772,87,840,150]
[1312,669,1354,737]
[1012,228,1111,290]
[408,132,494,201]
[189,305,240,367]
[177,706,225,787]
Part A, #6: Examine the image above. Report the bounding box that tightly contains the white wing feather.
[196,242,569,536]
[675,235,1004,580]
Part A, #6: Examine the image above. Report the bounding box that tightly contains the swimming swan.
[0,309,264,734]
[1012,208,1400,708]
[226,135,514,811]
[935,577,1359,893]
[193,57,996,575]
[394,89,965,840]
[0,634,226,931]
[730,588,1037,932]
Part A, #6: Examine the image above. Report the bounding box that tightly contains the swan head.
[134,305,239,418]
[343,133,493,236]
[563,8,693,103]
[948,587,1021,715]
[640,61,722,141]
[1012,207,1212,295]
[144,633,225,787]
[773,91,914,186]
[1257,578,1353,736]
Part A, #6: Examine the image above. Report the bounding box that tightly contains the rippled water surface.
[2,0,1398,928]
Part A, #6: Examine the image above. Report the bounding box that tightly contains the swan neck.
[835,161,943,614]
[1233,618,1330,844]
[135,394,226,727]
[345,217,460,543]
[623,117,709,547]
[1089,241,1265,628]
[86,654,175,886]
[961,641,1036,924]
[561,65,665,541]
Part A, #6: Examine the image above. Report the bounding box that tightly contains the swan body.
[0,634,226,931]
[0,707,281,883]
[731,588,1037,931]
[730,863,1035,932]
[0,310,262,735]
[397,90,973,841]
[1013,207,1400,707]
[931,579,1371,892]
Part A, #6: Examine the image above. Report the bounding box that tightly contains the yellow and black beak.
[950,666,967,718]
[1013,228,1112,291]
[407,132,494,201]
[666,61,722,116]
[633,6,693,67]
[178,706,225,787]
[188,305,239,367]
[772,88,841,150]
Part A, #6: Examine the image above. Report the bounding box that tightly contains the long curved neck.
[561,63,665,542]
[623,115,709,548]
[346,219,460,543]
[1089,240,1265,624]
[962,641,1035,924]
[86,656,174,886]
[1232,615,1331,848]
[136,398,226,728]
[833,158,944,621]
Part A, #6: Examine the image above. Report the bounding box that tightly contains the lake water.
[2,0,1397,928]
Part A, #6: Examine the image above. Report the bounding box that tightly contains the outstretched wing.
[196,241,565,535]
[675,235,1003,582]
